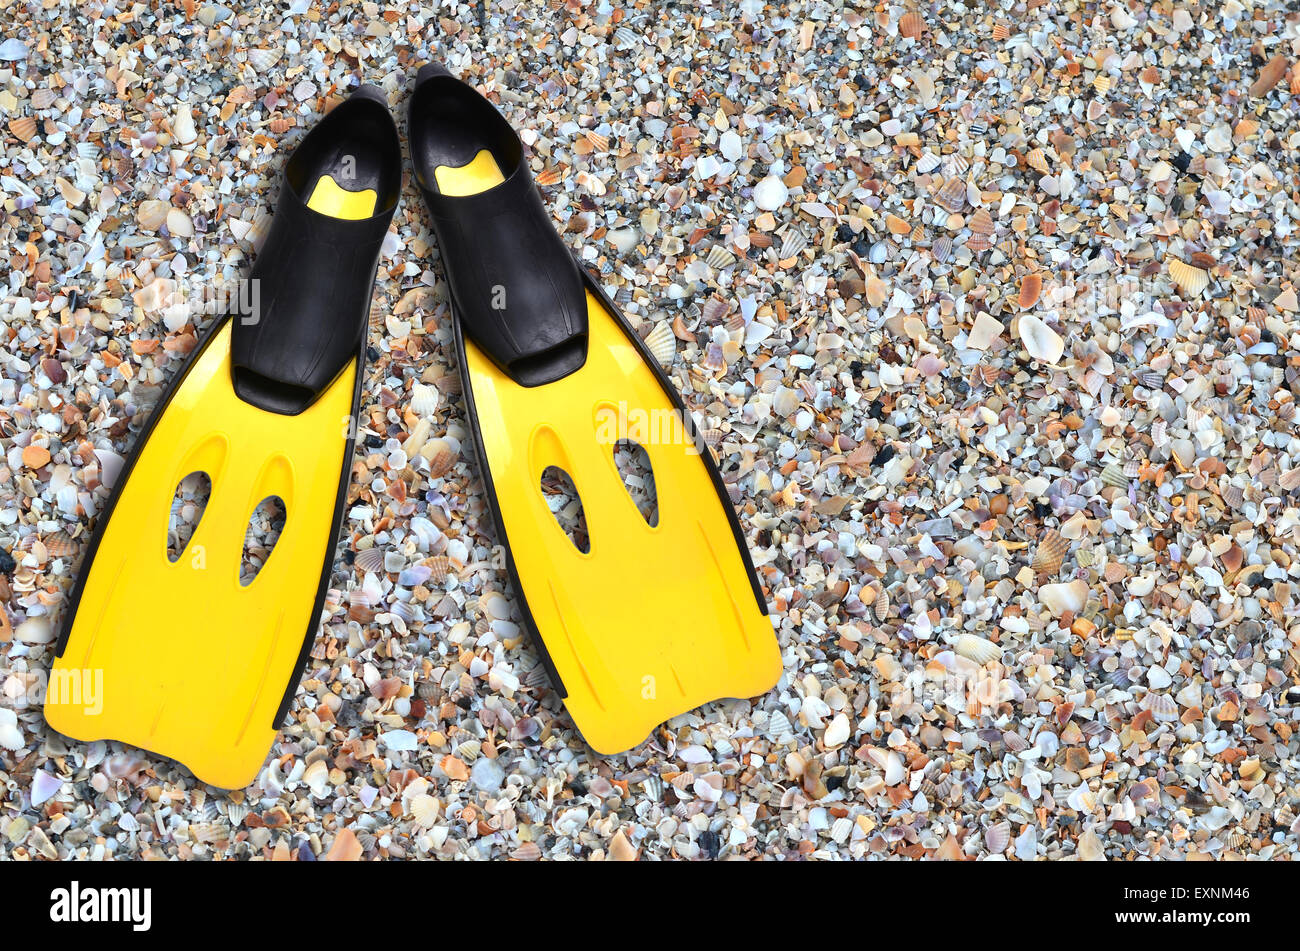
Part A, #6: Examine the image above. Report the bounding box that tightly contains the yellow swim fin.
[408,65,782,754]
[44,87,402,789]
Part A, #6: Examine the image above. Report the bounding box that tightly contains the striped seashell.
[247,47,282,72]
[933,177,967,212]
[1100,463,1129,488]
[1221,482,1244,508]
[705,244,735,269]
[699,427,725,449]
[873,587,891,622]
[43,531,77,558]
[1147,693,1179,721]
[955,634,1000,664]
[1018,272,1043,309]
[32,88,57,110]
[779,230,807,259]
[768,709,793,737]
[701,295,730,325]
[944,152,971,175]
[425,555,453,583]
[702,342,727,372]
[1169,259,1209,296]
[968,206,995,236]
[454,739,481,763]
[1025,147,1050,174]
[644,321,676,365]
[1123,458,1142,478]
[932,235,953,263]
[642,774,665,799]
[1223,831,1250,851]
[1032,529,1069,573]
[426,445,456,479]
[916,152,942,174]
[1003,730,1028,752]
[585,130,610,152]
[268,114,296,134]
[9,116,37,143]
[1150,417,1168,447]
[985,820,1010,853]
[1092,74,1113,95]
[353,547,386,573]
[1108,666,1135,688]
[511,841,542,861]
[535,166,562,187]
[613,25,639,47]
[899,10,924,39]
[991,21,1010,40]
[967,231,994,253]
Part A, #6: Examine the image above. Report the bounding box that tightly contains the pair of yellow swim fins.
[46,68,781,788]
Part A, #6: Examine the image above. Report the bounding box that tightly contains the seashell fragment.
[8,116,36,143]
[955,635,1000,664]
[1169,259,1208,297]
[1250,55,1289,97]
[874,587,891,623]
[1025,148,1050,174]
[933,177,967,212]
[353,548,386,573]
[1017,313,1064,363]
[1018,273,1042,310]
[248,47,283,72]
[886,213,912,235]
[173,104,197,145]
[865,275,889,308]
[899,11,924,39]
[1039,579,1088,618]
[705,244,736,269]
[753,174,789,211]
[966,311,1003,351]
[1032,530,1069,574]
[644,322,676,365]
[1099,464,1129,488]
[985,820,1010,853]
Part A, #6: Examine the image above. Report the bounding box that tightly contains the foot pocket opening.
[613,439,659,527]
[167,471,212,563]
[240,495,287,586]
[539,466,589,554]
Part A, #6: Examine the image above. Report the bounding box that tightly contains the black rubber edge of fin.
[268,342,367,729]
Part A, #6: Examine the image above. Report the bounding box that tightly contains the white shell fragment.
[1017,313,1064,363]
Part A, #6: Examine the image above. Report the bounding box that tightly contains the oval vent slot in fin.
[167,471,212,563]
[539,466,589,554]
[240,495,286,586]
[613,439,659,527]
